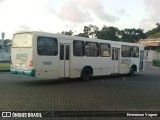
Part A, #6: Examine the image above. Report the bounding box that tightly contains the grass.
[0,62,11,68]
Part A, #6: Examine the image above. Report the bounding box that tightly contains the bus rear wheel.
[81,67,92,81]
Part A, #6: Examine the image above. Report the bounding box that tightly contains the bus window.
[132,46,139,58]
[100,43,110,57]
[13,33,32,47]
[86,42,99,57]
[112,49,114,60]
[60,45,64,60]
[112,48,119,60]
[73,40,85,56]
[121,45,131,57]
[115,49,119,60]
[66,45,69,60]
[37,37,58,56]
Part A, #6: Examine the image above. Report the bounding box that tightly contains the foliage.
[59,23,160,43]
[60,30,73,35]
[4,39,12,46]
[76,33,89,38]
[156,47,160,52]
[120,28,145,43]
[145,23,160,39]
[147,32,160,39]
[96,26,121,41]
[76,25,145,43]
[153,59,160,67]
[77,25,99,38]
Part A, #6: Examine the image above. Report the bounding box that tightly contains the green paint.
[10,68,36,77]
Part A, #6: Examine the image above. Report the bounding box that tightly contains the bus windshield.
[12,33,32,47]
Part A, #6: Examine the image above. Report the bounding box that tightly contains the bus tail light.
[29,60,33,67]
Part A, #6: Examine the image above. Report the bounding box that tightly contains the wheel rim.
[82,68,92,80]
[84,70,90,79]
[130,68,135,76]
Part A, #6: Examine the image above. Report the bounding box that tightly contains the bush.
[153,59,160,67]
[156,47,160,52]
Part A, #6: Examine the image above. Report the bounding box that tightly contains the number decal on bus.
[43,61,52,65]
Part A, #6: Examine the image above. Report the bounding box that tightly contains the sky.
[0,0,160,39]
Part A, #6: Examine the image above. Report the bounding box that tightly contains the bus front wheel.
[129,66,136,76]
[81,67,92,81]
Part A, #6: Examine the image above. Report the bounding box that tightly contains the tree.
[147,32,160,39]
[96,26,121,41]
[120,28,145,43]
[76,33,89,37]
[60,30,73,35]
[156,23,160,29]
[145,23,160,38]
[88,24,99,38]
[76,24,99,38]
[61,24,146,43]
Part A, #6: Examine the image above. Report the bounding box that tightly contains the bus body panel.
[11,31,145,80]
[33,35,59,79]
[58,40,72,78]
[70,56,113,77]
[11,33,35,76]
[34,55,59,79]
[11,48,33,74]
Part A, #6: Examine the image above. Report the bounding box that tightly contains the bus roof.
[14,31,144,47]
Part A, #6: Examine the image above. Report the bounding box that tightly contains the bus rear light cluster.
[29,60,33,67]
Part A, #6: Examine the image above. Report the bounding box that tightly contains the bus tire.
[81,67,92,81]
[129,66,136,76]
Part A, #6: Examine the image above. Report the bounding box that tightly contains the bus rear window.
[12,33,32,47]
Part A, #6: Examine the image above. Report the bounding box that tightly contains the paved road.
[0,62,160,120]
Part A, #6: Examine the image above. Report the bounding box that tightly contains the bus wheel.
[81,67,92,81]
[129,66,136,76]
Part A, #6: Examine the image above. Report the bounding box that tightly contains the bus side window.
[121,45,131,57]
[37,36,58,56]
[100,43,110,57]
[73,40,85,56]
[132,46,139,58]
[86,42,99,57]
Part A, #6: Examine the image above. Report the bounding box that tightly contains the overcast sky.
[0,0,159,39]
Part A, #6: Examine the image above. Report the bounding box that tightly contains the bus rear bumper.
[10,68,35,77]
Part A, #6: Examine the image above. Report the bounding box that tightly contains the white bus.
[10,31,145,80]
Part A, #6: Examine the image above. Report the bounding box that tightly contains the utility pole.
[1,32,5,53]
[0,32,5,61]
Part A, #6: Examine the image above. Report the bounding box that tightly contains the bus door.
[112,48,120,73]
[59,44,70,78]
[139,50,144,71]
